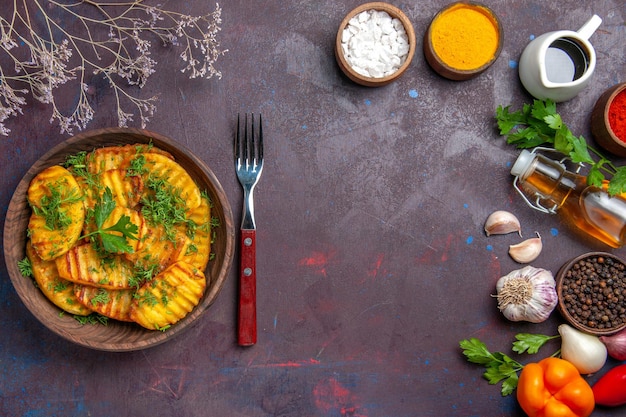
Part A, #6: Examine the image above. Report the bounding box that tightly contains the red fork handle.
[238,229,257,346]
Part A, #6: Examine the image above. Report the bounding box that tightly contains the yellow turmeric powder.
[430,4,500,70]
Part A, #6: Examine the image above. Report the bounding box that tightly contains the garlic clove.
[484,210,522,237]
[509,232,542,263]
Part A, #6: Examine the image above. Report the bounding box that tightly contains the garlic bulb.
[599,328,626,361]
[509,232,542,263]
[485,210,522,236]
[494,266,557,323]
[559,324,607,374]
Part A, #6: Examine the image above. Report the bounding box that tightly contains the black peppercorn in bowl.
[556,252,626,336]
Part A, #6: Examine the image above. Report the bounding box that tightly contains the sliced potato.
[95,169,143,209]
[27,165,85,260]
[130,261,206,330]
[126,219,185,273]
[87,143,173,174]
[175,196,212,271]
[74,285,134,322]
[26,242,91,316]
[142,153,202,212]
[55,243,134,290]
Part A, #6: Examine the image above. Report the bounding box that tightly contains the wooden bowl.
[335,2,416,87]
[3,128,235,351]
[591,82,626,157]
[423,2,502,81]
[556,252,626,336]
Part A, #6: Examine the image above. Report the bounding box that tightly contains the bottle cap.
[511,150,534,178]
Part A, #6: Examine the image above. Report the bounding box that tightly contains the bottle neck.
[517,153,585,210]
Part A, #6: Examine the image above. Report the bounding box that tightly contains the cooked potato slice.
[74,285,134,322]
[126,218,185,272]
[55,243,134,290]
[87,144,173,174]
[142,153,202,212]
[96,169,143,208]
[175,197,212,271]
[27,165,85,260]
[26,242,92,316]
[130,261,206,330]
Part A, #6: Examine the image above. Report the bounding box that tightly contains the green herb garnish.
[129,262,159,289]
[141,177,192,240]
[74,313,109,326]
[496,99,626,195]
[64,151,89,176]
[460,333,558,396]
[127,154,148,176]
[90,288,111,306]
[512,333,560,355]
[81,187,139,254]
[31,183,83,230]
[17,257,33,277]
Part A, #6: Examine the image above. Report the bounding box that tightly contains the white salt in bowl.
[335,2,416,87]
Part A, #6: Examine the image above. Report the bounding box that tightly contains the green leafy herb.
[512,333,559,355]
[129,262,159,289]
[127,154,148,176]
[74,313,109,326]
[31,183,83,230]
[141,177,192,240]
[53,280,69,293]
[497,99,626,195]
[64,151,89,176]
[460,338,523,396]
[81,187,139,254]
[17,257,33,277]
[90,289,111,306]
[460,333,559,396]
[155,323,171,332]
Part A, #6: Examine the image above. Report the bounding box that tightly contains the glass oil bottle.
[511,148,626,248]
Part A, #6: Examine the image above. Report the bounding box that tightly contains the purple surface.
[1,1,625,416]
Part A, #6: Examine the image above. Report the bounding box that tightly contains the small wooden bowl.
[591,82,626,157]
[335,2,416,87]
[3,128,235,351]
[556,252,626,336]
[423,2,502,81]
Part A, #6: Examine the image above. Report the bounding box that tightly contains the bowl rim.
[556,251,626,336]
[424,1,503,80]
[3,127,235,351]
[335,1,416,87]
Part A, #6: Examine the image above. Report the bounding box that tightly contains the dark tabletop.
[1,1,625,416]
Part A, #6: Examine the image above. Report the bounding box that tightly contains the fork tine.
[258,114,263,164]
[246,113,251,167]
[243,113,249,166]
[235,113,263,169]
[235,113,241,163]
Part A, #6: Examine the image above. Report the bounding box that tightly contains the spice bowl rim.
[555,251,626,336]
[591,82,626,157]
[423,1,503,81]
[335,1,416,87]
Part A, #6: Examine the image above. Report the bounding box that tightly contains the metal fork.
[235,113,263,346]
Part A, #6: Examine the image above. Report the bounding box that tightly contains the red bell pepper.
[592,363,626,407]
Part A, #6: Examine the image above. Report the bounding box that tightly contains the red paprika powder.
[608,89,626,143]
